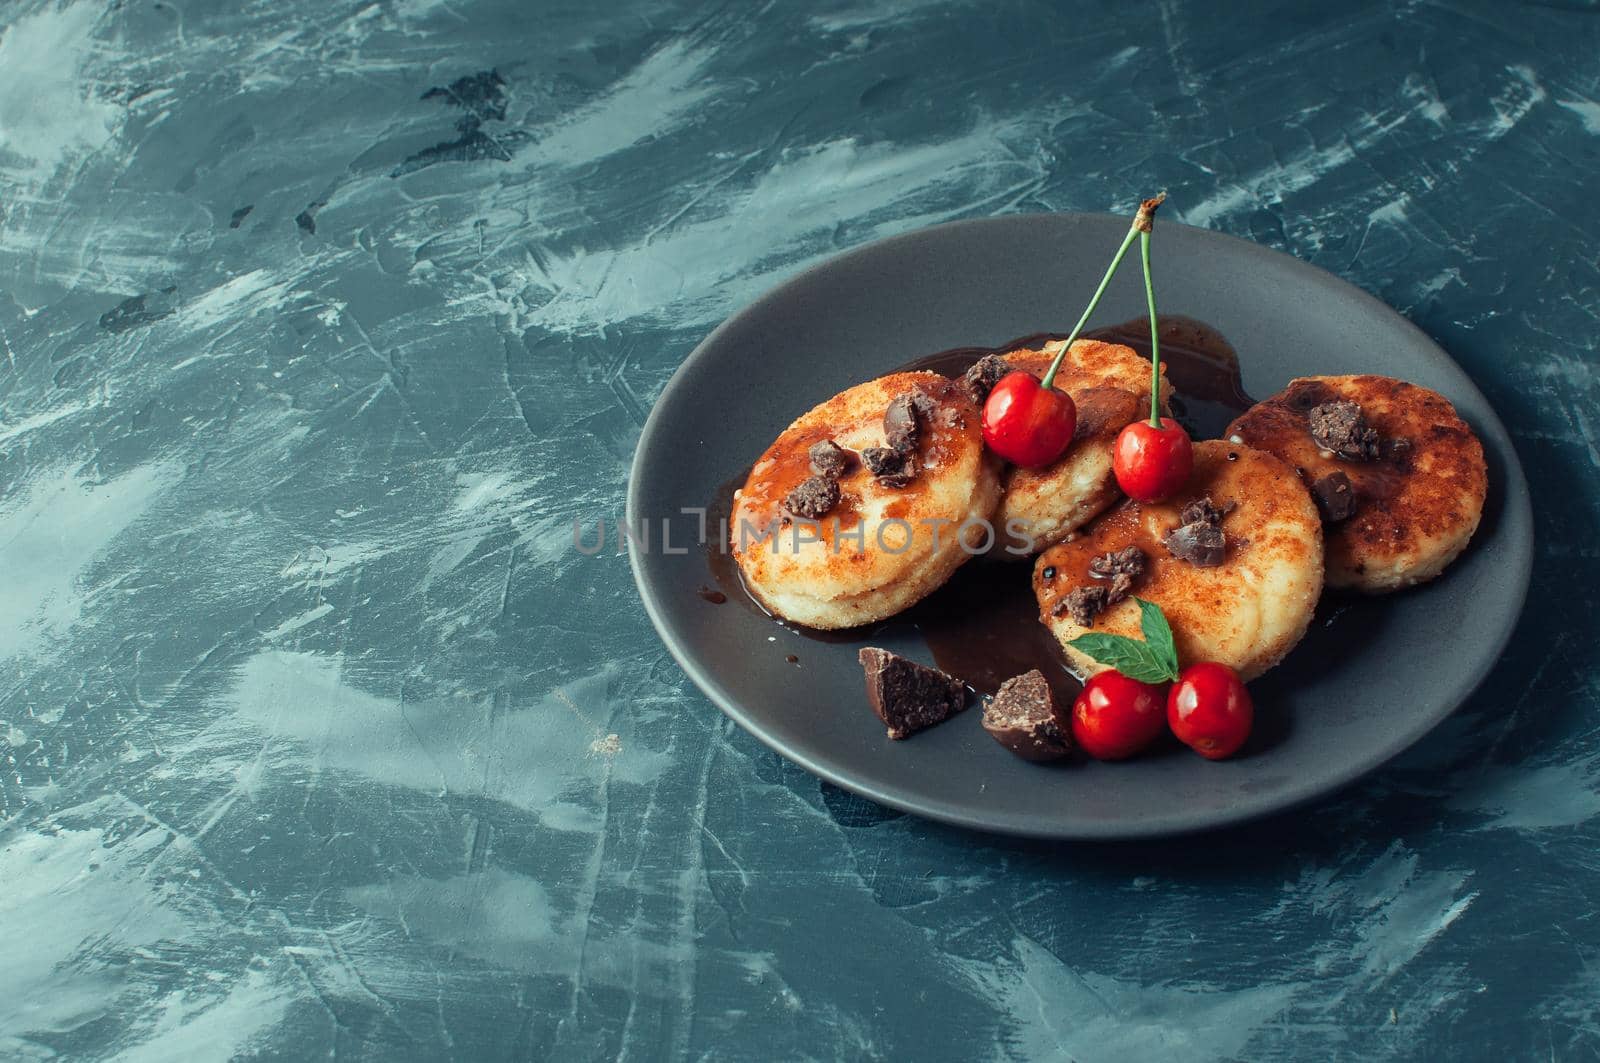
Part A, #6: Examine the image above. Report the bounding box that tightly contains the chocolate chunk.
[1383,437,1413,465]
[1178,496,1225,528]
[1089,546,1146,579]
[883,393,921,454]
[861,446,917,487]
[782,475,839,519]
[961,354,1010,404]
[807,439,851,479]
[1072,387,1143,440]
[1309,401,1380,461]
[1164,520,1226,567]
[858,647,968,740]
[1107,572,1135,605]
[1055,584,1109,626]
[981,670,1070,762]
[1311,470,1357,523]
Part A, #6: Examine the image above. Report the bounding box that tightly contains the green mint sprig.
[1066,597,1180,684]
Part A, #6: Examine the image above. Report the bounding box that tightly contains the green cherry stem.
[1040,191,1167,393]
[1140,226,1161,428]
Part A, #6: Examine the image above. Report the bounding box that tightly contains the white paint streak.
[1557,98,1600,135]
[0,398,96,445]
[0,828,184,1054]
[0,460,177,661]
[518,40,719,167]
[1448,758,1600,831]
[975,935,1296,1062]
[261,602,335,640]
[0,1,118,174]
[114,968,293,1063]
[525,121,1052,332]
[219,651,669,827]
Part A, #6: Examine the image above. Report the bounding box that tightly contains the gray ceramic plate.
[627,213,1532,839]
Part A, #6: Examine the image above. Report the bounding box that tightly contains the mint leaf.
[1066,598,1180,684]
[1134,597,1180,680]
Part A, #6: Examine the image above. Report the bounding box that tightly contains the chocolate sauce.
[903,561,1082,707]
[701,318,1253,702]
[697,587,728,604]
[1084,315,1254,439]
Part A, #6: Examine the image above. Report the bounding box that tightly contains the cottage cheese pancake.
[1034,440,1323,681]
[1226,375,1487,593]
[731,372,1000,629]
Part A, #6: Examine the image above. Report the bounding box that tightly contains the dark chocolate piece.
[1164,520,1226,567]
[1056,584,1109,626]
[961,354,1010,404]
[858,647,968,740]
[1178,496,1225,528]
[1308,401,1380,461]
[1383,437,1413,465]
[782,475,840,519]
[883,393,921,454]
[981,670,1070,762]
[861,446,917,487]
[807,439,851,479]
[1089,546,1147,579]
[1311,470,1356,523]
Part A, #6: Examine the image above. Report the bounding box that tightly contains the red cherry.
[1113,417,1193,502]
[982,371,1077,467]
[1167,662,1253,760]
[1068,671,1168,761]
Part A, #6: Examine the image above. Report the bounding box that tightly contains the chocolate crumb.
[861,446,918,487]
[981,670,1070,762]
[1179,496,1225,528]
[1309,401,1380,461]
[883,393,922,454]
[1164,520,1226,567]
[1089,546,1147,580]
[782,475,840,519]
[858,647,967,740]
[1311,470,1357,523]
[1056,584,1109,626]
[807,439,851,479]
[1383,437,1413,465]
[961,354,1010,404]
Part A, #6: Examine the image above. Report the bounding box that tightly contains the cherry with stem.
[981,193,1167,468]
[1112,196,1194,502]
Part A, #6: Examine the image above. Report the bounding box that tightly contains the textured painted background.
[1,0,1597,1059]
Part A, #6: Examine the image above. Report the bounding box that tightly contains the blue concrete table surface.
[1,0,1597,1059]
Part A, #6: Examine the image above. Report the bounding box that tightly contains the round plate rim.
[625,212,1533,840]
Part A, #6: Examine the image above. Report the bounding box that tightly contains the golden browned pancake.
[1225,375,1487,593]
[994,338,1171,555]
[731,372,1000,629]
[1034,441,1323,681]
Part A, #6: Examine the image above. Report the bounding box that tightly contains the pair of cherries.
[979,192,1191,503]
[983,374,1191,502]
[1072,663,1253,761]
